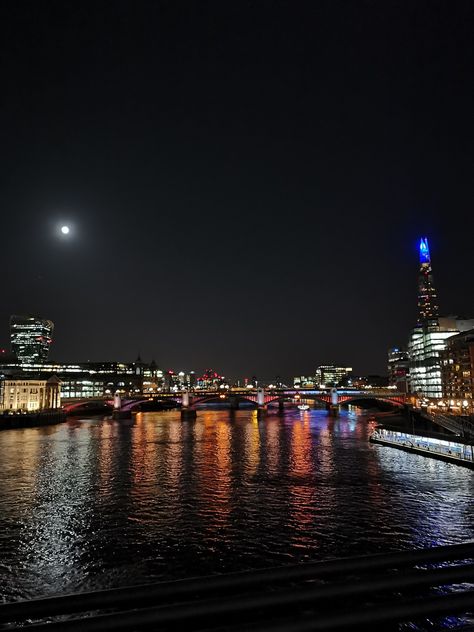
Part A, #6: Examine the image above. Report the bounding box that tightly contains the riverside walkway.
[370,428,474,468]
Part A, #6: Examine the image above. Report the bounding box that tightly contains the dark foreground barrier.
[1,541,474,631]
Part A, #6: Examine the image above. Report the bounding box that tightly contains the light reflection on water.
[0,408,473,601]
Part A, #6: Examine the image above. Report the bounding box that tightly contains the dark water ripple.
[0,408,473,601]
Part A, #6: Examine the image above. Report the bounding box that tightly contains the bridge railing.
[420,411,474,439]
[1,541,474,631]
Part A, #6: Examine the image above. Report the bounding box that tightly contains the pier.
[370,428,474,468]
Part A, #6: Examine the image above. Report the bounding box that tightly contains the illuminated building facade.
[197,369,225,389]
[408,324,459,398]
[314,365,352,388]
[10,315,54,364]
[441,329,474,412]
[142,361,165,394]
[387,348,409,392]
[163,370,195,391]
[293,376,315,388]
[0,375,61,411]
[0,359,165,398]
[60,376,122,399]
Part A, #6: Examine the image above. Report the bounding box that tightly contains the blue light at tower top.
[419,237,431,263]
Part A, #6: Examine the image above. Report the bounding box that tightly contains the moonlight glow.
[61,225,70,235]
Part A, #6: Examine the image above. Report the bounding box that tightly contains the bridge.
[61,388,474,442]
[63,387,408,419]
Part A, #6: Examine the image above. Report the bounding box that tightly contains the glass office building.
[10,315,54,364]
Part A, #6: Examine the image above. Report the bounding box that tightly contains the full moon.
[61,225,70,235]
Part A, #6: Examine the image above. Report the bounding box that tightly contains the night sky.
[1,1,473,380]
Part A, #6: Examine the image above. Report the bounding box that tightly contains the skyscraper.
[408,239,448,398]
[408,239,474,398]
[417,237,439,325]
[10,315,54,364]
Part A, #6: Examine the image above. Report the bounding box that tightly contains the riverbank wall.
[0,409,66,431]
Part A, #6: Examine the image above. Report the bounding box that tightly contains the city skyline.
[1,5,474,624]
[1,2,473,377]
[0,235,470,380]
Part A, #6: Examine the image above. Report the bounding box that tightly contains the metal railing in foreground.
[1,541,474,631]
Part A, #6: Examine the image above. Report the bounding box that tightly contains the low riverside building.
[0,359,164,399]
[0,375,61,412]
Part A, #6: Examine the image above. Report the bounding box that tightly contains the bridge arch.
[63,400,113,414]
[119,397,181,412]
[332,395,406,409]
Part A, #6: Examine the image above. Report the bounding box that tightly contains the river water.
[0,408,473,602]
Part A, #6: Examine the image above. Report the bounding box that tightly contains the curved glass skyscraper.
[10,315,54,364]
